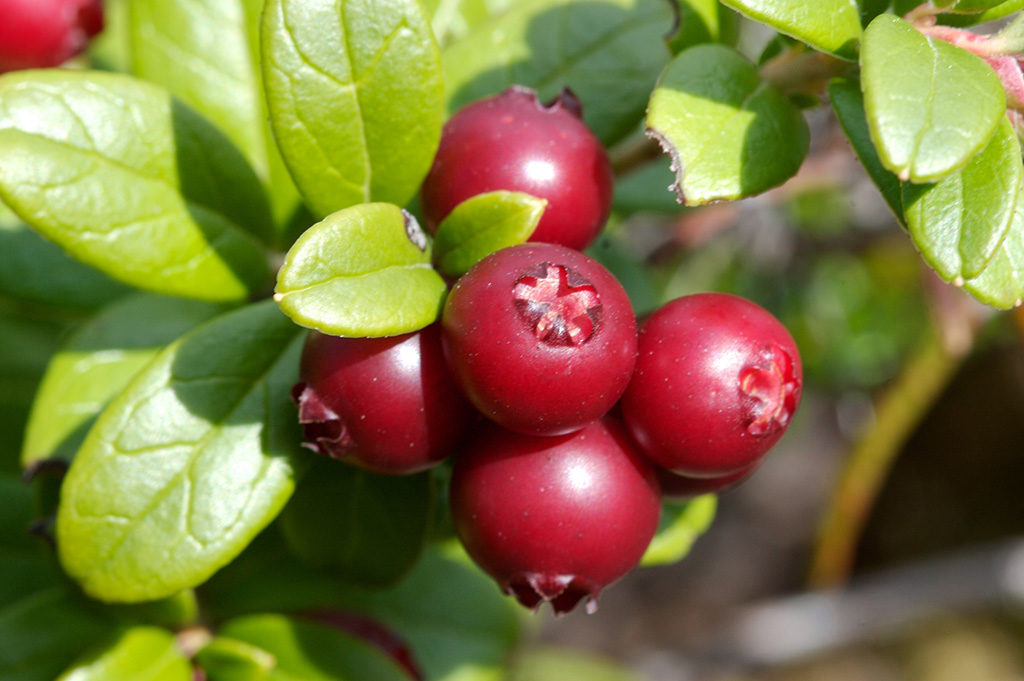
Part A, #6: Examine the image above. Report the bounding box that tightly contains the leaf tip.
[645,126,686,205]
[402,209,429,252]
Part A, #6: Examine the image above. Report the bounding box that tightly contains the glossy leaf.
[645,44,809,205]
[280,458,431,586]
[196,636,276,681]
[56,627,192,681]
[828,78,905,224]
[443,0,676,145]
[860,14,1005,183]
[957,195,1024,308]
[21,293,226,467]
[56,301,305,602]
[904,117,1022,281]
[641,495,717,566]
[433,191,545,278]
[261,0,444,217]
[128,0,302,237]
[0,70,271,301]
[719,0,861,60]
[275,203,447,337]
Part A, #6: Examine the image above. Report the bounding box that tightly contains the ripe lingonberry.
[442,243,637,436]
[449,418,661,615]
[622,293,802,477]
[0,0,103,73]
[293,324,476,475]
[657,463,758,500]
[419,86,613,251]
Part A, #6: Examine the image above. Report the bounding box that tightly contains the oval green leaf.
[958,194,1024,308]
[646,44,809,206]
[904,116,1023,284]
[934,0,1009,12]
[56,300,305,602]
[861,14,1005,183]
[433,191,545,278]
[275,203,447,337]
[0,70,271,301]
[196,636,276,681]
[443,0,676,145]
[261,0,444,218]
[56,627,191,681]
[21,294,227,467]
[719,0,861,60]
[280,458,431,587]
[640,495,717,567]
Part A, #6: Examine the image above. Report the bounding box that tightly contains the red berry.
[656,463,758,499]
[449,418,661,615]
[622,293,802,477]
[442,243,637,436]
[420,86,613,251]
[0,0,104,73]
[293,324,476,475]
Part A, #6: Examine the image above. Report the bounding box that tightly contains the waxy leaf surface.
[56,301,305,602]
[719,0,861,59]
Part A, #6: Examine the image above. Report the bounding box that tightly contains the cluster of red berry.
[0,0,103,73]
[293,87,804,615]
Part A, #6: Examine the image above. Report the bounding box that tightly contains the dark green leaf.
[669,0,737,53]
[0,70,272,301]
[941,0,1023,25]
[443,0,676,145]
[280,458,431,587]
[433,191,545,278]
[55,627,192,681]
[858,0,891,27]
[719,0,862,59]
[934,0,1009,12]
[261,0,444,217]
[611,155,687,214]
[904,116,1023,287]
[640,495,716,566]
[195,636,276,681]
[860,14,1005,183]
[21,293,226,467]
[828,78,905,224]
[646,44,809,205]
[0,476,61,607]
[275,203,447,337]
[55,300,305,602]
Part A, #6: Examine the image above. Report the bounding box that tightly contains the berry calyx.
[420,86,613,251]
[0,0,104,73]
[449,418,661,615]
[512,264,601,345]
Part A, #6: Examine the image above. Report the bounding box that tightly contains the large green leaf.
[129,0,302,237]
[21,294,226,467]
[860,14,1005,183]
[261,0,444,217]
[905,117,1024,308]
[719,0,861,59]
[443,0,676,145]
[56,627,192,681]
[279,458,431,587]
[0,70,272,301]
[275,203,447,337]
[56,301,305,602]
[645,44,809,205]
[640,495,716,566]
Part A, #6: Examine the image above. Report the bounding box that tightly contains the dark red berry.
[420,86,613,251]
[449,418,661,615]
[442,243,637,436]
[293,324,476,475]
[0,0,104,73]
[622,293,802,477]
[657,463,758,500]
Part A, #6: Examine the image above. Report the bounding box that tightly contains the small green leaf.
[860,14,1005,183]
[956,195,1024,308]
[828,78,905,224]
[196,636,276,681]
[933,0,1009,12]
[719,0,861,60]
[56,300,305,602]
[261,0,444,217]
[646,44,809,205]
[669,0,737,53]
[941,0,1022,25]
[443,0,676,145]
[433,191,545,278]
[904,116,1023,283]
[215,615,412,681]
[21,293,226,467]
[56,627,192,681]
[0,70,272,301]
[280,458,431,587]
[640,495,717,566]
[275,203,447,337]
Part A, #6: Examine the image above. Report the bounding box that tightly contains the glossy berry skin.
[0,0,104,73]
[420,86,613,251]
[442,243,637,436]
[449,418,661,615]
[292,324,476,475]
[622,293,802,477]
[657,463,758,500]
